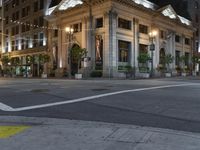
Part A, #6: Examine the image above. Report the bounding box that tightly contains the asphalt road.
[0,77,200,133]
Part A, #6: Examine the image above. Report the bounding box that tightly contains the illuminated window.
[118,40,130,62]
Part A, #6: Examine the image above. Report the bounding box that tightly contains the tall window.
[39,16,44,26]
[39,33,44,46]
[12,41,15,51]
[196,29,199,37]
[39,0,44,9]
[34,1,38,12]
[160,30,166,39]
[118,40,130,62]
[15,40,18,50]
[185,53,189,67]
[21,39,25,50]
[139,24,148,34]
[185,38,190,45]
[195,1,199,9]
[175,35,181,43]
[96,18,103,28]
[175,51,180,66]
[195,14,199,23]
[118,18,131,30]
[33,34,38,47]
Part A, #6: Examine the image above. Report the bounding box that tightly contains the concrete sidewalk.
[0,116,200,150]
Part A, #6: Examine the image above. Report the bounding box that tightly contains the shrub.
[90,70,102,77]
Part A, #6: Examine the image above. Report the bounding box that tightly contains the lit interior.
[178,15,191,26]
[162,8,176,19]
[132,0,155,9]
[58,0,83,10]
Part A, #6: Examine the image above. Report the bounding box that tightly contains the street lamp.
[65,27,74,78]
[149,30,157,77]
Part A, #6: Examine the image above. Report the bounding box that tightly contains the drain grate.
[91,88,109,91]
[30,89,49,93]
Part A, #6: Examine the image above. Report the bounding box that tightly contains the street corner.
[0,125,30,139]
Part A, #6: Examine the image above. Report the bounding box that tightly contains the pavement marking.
[0,126,29,139]
[0,83,198,112]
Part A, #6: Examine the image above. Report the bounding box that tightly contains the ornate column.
[104,9,117,77]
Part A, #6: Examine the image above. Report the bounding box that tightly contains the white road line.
[0,83,198,112]
[0,103,15,111]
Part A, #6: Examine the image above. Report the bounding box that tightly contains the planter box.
[75,73,82,79]
[181,72,187,77]
[192,72,197,76]
[165,73,171,78]
[138,73,150,78]
[41,73,47,78]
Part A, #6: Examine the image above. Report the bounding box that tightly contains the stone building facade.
[46,0,194,78]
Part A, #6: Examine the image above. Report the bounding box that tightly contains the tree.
[39,54,50,64]
[137,53,150,72]
[71,45,87,74]
[1,56,10,66]
[164,54,174,72]
[39,54,51,75]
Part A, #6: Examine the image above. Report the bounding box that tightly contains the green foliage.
[192,55,200,63]
[39,54,50,64]
[71,45,87,63]
[11,57,20,65]
[137,53,150,64]
[164,54,174,65]
[26,55,34,64]
[1,56,10,65]
[90,70,102,77]
[118,65,134,73]
[164,54,174,72]
[71,45,87,73]
[139,67,150,73]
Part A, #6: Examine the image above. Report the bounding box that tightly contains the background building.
[1,0,53,77]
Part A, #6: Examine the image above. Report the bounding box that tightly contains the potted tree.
[71,45,87,79]
[192,54,200,76]
[1,56,11,77]
[179,55,187,77]
[137,53,150,78]
[39,54,50,78]
[164,54,174,77]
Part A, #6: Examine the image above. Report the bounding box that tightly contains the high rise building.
[1,0,53,77]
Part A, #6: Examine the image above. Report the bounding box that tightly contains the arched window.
[159,48,165,65]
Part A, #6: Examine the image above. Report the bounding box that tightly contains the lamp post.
[149,30,157,77]
[65,27,74,79]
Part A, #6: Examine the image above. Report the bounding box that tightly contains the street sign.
[150,43,155,51]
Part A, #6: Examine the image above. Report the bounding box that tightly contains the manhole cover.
[30,89,49,93]
[91,89,109,91]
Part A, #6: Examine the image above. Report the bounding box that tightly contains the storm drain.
[30,89,49,93]
[91,88,109,92]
